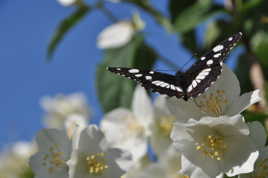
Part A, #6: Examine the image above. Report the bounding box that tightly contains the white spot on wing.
[160,82,168,88]
[145,76,152,80]
[149,71,154,74]
[170,85,176,90]
[213,45,224,52]
[192,80,197,88]
[135,74,143,77]
[129,69,139,73]
[228,37,233,41]
[206,60,213,65]
[187,85,193,92]
[201,56,206,60]
[152,80,162,86]
[213,53,221,58]
[176,87,183,92]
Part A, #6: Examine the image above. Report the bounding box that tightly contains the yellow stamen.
[86,152,108,175]
[42,145,65,174]
[195,90,228,117]
[195,134,227,161]
[157,116,175,136]
[126,117,145,136]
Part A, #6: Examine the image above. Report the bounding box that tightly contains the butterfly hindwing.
[184,32,242,98]
[107,67,184,98]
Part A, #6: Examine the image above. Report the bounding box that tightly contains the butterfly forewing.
[184,32,242,98]
[107,32,243,101]
[107,67,184,98]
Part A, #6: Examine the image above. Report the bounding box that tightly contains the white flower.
[67,125,124,178]
[180,155,224,178]
[97,13,145,49]
[237,122,268,178]
[0,141,36,178]
[29,129,72,178]
[11,141,36,159]
[150,96,176,156]
[57,0,79,6]
[41,93,90,129]
[100,86,153,165]
[125,146,188,178]
[65,114,87,138]
[167,65,261,122]
[121,156,152,178]
[97,21,135,49]
[171,115,258,177]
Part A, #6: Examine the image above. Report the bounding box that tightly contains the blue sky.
[0,0,239,149]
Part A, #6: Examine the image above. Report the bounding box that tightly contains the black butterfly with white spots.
[107,32,242,101]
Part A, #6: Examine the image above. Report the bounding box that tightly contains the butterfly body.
[107,32,242,101]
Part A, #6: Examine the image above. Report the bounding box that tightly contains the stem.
[94,0,118,23]
[99,6,119,23]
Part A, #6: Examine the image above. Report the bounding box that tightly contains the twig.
[99,6,118,23]
[94,0,118,23]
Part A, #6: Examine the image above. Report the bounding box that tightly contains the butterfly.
[106,32,242,101]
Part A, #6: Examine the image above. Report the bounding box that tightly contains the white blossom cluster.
[0,93,90,178]
[26,65,268,178]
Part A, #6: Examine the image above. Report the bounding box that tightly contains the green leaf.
[168,0,196,23]
[20,168,34,178]
[204,19,235,48]
[172,0,223,33]
[251,31,268,68]
[204,21,221,47]
[234,53,253,93]
[47,5,90,60]
[180,29,199,53]
[243,111,268,124]
[96,34,157,113]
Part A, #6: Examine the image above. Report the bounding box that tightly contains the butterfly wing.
[184,32,242,98]
[107,67,184,98]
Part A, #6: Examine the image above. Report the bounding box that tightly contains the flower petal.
[227,89,261,115]
[97,21,134,49]
[248,121,267,148]
[205,64,240,104]
[226,150,258,177]
[132,85,153,131]
[167,98,203,122]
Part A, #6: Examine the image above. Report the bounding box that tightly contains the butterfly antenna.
[180,53,199,70]
[154,69,177,73]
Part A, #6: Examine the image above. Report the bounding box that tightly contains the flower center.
[195,134,227,161]
[42,145,66,173]
[126,117,145,136]
[195,90,228,117]
[157,116,175,136]
[253,158,268,178]
[86,152,108,175]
